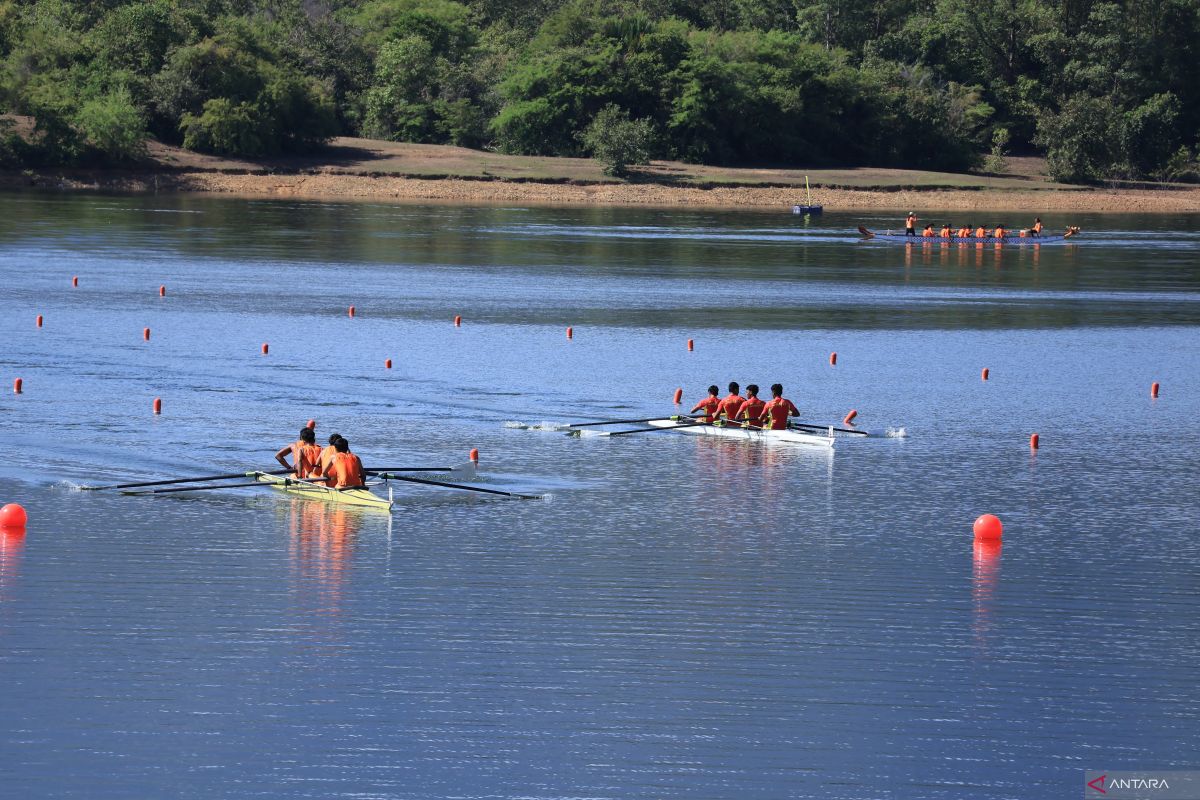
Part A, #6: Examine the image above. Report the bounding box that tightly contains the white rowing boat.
[646,418,835,448]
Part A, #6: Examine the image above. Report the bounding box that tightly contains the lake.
[1,193,1198,799]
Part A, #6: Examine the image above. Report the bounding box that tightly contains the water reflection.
[0,528,23,600]
[972,539,1002,657]
[284,502,362,618]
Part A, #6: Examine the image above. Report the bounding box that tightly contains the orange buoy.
[159,285,166,297]
[385,358,392,369]
[454,315,462,326]
[981,367,989,381]
[687,338,694,351]
[673,388,683,404]
[348,305,356,318]
[72,276,78,287]
[1151,382,1160,398]
[469,448,479,463]
[153,397,162,415]
[36,315,43,328]
[843,409,857,425]
[13,378,22,394]
[306,419,316,430]
[1030,433,1040,449]
[566,326,573,339]
[143,327,151,341]
[973,514,1003,541]
[0,503,27,528]
[829,352,837,366]
[261,343,269,355]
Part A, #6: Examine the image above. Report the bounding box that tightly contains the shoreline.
[4,168,1199,213]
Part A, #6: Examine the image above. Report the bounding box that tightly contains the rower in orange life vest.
[1031,217,1043,238]
[759,383,800,430]
[318,433,344,475]
[974,224,986,238]
[905,212,918,237]
[993,224,1007,239]
[940,224,953,238]
[690,385,721,422]
[323,437,366,489]
[713,382,745,423]
[275,426,322,478]
[957,224,971,238]
[736,384,766,428]
[921,224,935,237]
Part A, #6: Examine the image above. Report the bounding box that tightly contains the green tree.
[579,102,652,175]
[75,85,147,160]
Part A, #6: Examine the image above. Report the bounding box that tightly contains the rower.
[324,438,366,489]
[714,382,744,424]
[905,212,917,237]
[318,433,344,475]
[759,384,800,430]
[922,224,935,237]
[975,224,986,238]
[940,224,952,238]
[690,385,721,423]
[958,225,971,238]
[993,224,1007,239]
[1031,217,1043,237]
[275,427,322,479]
[737,385,766,428]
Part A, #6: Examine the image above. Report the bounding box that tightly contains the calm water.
[1,193,1198,799]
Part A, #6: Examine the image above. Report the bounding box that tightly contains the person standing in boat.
[323,438,366,489]
[759,384,801,430]
[275,426,323,479]
[714,382,745,423]
[1031,217,1043,237]
[737,385,767,428]
[905,212,918,237]
[690,385,721,423]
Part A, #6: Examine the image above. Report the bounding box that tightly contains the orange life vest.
[922,227,935,237]
[326,452,365,488]
[292,442,322,478]
[1033,221,1043,234]
[940,226,952,238]
[994,227,1006,238]
[975,227,986,238]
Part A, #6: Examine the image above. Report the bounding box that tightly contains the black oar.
[567,415,700,428]
[789,422,869,436]
[363,466,455,473]
[84,469,292,491]
[121,482,265,495]
[375,472,542,500]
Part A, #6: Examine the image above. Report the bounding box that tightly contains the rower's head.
[746,384,759,398]
[707,384,719,397]
[771,383,783,398]
[299,427,316,444]
[334,438,350,453]
[328,433,343,445]
[727,381,739,395]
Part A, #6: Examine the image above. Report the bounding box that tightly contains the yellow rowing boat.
[252,472,394,510]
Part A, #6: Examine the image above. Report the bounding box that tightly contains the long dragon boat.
[858,226,1080,244]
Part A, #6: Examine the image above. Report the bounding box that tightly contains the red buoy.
[306,419,316,430]
[385,358,392,369]
[973,514,1003,541]
[843,409,857,425]
[1151,382,1160,398]
[469,448,479,463]
[261,343,269,355]
[36,315,43,328]
[72,276,78,287]
[687,338,694,351]
[144,327,151,341]
[1030,433,1040,449]
[981,367,989,381]
[673,388,683,404]
[454,315,462,327]
[13,378,22,394]
[829,352,837,366]
[159,285,166,297]
[0,503,27,528]
[348,305,356,317]
[566,326,573,339]
[153,397,162,415]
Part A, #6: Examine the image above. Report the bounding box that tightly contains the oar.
[858,226,875,238]
[567,415,700,428]
[789,422,869,436]
[374,472,542,500]
[83,469,292,491]
[122,482,265,495]
[363,466,455,473]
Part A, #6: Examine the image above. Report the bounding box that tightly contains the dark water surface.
[1,194,1198,798]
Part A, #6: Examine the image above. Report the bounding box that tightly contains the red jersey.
[691,395,720,423]
[714,393,744,421]
[738,397,766,427]
[761,397,800,430]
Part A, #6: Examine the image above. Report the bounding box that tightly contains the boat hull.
[864,233,1073,244]
[646,419,835,448]
[254,473,393,510]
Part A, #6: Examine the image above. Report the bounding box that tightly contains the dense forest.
[0,0,1196,182]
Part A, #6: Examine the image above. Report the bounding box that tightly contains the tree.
[579,103,653,175]
[75,86,147,161]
